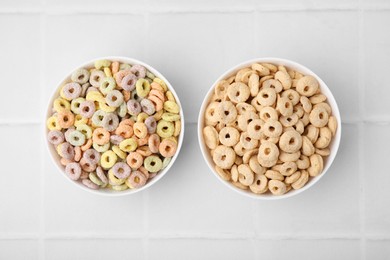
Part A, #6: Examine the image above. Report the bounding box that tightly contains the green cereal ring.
[163,101,179,114]
[89,172,103,186]
[76,124,92,139]
[117,102,127,118]
[146,70,155,80]
[156,120,174,138]
[100,77,116,95]
[119,63,131,71]
[95,60,111,69]
[71,68,90,84]
[119,138,138,152]
[162,112,180,122]
[68,130,86,146]
[136,78,150,98]
[71,97,86,114]
[144,155,163,173]
[162,157,171,169]
[111,183,128,191]
[92,110,107,126]
[93,142,110,153]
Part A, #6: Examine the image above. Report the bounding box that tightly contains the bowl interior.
[45,56,185,196]
[198,58,342,200]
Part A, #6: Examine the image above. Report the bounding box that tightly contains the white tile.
[255,11,359,120]
[363,11,390,118]
[255,239,360,260]
[255,0,358,7]
[364,124,390,234]
[147,13,255,123]
[46,0,146,7]
[0,126,40,233]
[0,15,41,121]
[255,124,360,235]
[1,0,41,7]
[366,240,390,259]
[0,240,39,260]
[44,14,146,104]
[148,124,255,234]
[148,0,254,8]
[45,239,144,260]
[149,239,254,260]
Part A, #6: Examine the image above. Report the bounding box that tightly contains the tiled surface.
[1,0,390,259]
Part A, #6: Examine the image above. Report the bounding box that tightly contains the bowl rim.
[197,57,342,200]
[44,56,185,196]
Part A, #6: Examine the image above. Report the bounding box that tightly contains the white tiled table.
[1,0,390,259]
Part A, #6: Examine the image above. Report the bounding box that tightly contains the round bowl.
[45,56,185,196]
[198,57,341,200]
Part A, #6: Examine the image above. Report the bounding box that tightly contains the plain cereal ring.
[231,165,239,182]
[313,102,332,116]
[235,68,252,83]
[57,110,75,129]
[293,104,304,118]
[214,80,229,99]
[238,164,254,186]
[316,148,330,157]
[93,128,110,145]
[293,120,305,134]
[249,174,268,194]
[328,116,338,136]
[144,155,163,173]
[300,96,312,113]
[257,88,277,106]
[247,119,264,140]
[276,96,293,117]
[126,152,144,169]
[281,89,300,106]
[305,124,319,143]
[262,79,283,93]
[309,106,329,128]
[205,102,220,125]
[279,130,302,153]
[227,82,250,103]
[112,162,131,179]
[302,136,315,156]
[159,139,177,158]
[100,150,118,169]
[115,124,133,138]
[218,126,239,147]
[297,155,310,169]
[269,179,287,195]
[248,155,264,175]
[275,70,292,90]
[99,77,116,95]
[285,171,301,184]
[102,113,119,132]
[259,107,278,122]
[315,127,332,149]
[126,170,147,188]
[257,141,279,166]
[248,73,260,97]
[251,63,270,76]
[308,154,324,177]
[140,98,156,115]
[309,94,327,104]
[65,162,82,180]
[156,120,174,138]
[240,132,258,150]
[215,166,231,181]
[265,170,284,181]
[237,111,259,132]
[79,101,96,118]
[83,148,101,165]
[213,145,236,169]
[236,103,256,115]
[89,70,105,87]
[292,169,309,190]
[119,138,138,152]
[216,101,237,124]
[47,130,64,145]
[68,130,86,146]
[203,126,219,149]
[280,161,297,176]
[296,75,319,97]
[263,119,283,138]
[62,83,81,100]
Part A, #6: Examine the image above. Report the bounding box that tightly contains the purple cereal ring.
[83,148,101,165]
[144,116,157,133]
[102,113,119,132]
[82,179,99,190]
[130,64,146,79]
[89,70,106,87]
[60,142,75,160]
[80,158,97,172]
[127,170,147,188]
[65,162,81,180]
[96,166,108,185]
[140,98,156,115]
[121,74,137,91]
[47,130,64,145]
[110,135,124,145]
[79,100,96,118]
[127,100,141,116]
[112,162,131,179]
[62,82,81,100]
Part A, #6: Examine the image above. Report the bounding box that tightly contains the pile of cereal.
[46,59,181,191]
[203,63,337,195]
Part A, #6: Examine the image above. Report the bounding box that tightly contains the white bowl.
[198,58,341,200]
[45,56,185,196]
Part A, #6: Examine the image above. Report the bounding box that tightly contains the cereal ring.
[161,113,180,122]
[65,162,81,180]
[305,125,319,143]
[300,96,312,114]
[296,75,319,97]
[144,116,157,134]
[248,73,260,97]
[60,158,73,166]
[234,68,251,83]
[102,113,119,132]
[89,172,103,186]
[92,128,110,145]
[227,82,250,103]
[144,155,163,173]
[240,132,258,150]
[302,136,315,156]
[82,179,99,190]
[57,110,75,129]
[53,98,71,112]
[94,60,111,69]
[316,148,330,157]
[151,82,164,93]
[136,146,152,157]
[285,171,301,184]
[215,166,231,181]
[247,119,264,140]
[68,130,86,146]
[105,90,124,107]
[294,104,304,118]
[203,126,219,149]
[276,96,293,117]
[249,174,268,194]
[112,162,131,179]
[137,134,149,147]
[281,89,300,106]
[257,141,279,166]
[148,95,163,111]
[309,106,329,128]
[127,152,144,169]
[297,155,310,169]
[214,80,229,99]
[137,112,148,123]
[99,101,116,113]
[257,88,277,107]
[140,98,156,115]
[136,78,150,98]
[70,97,85,114]
[115,124,133,139]
[119,138,138,152]
[149,89,165,102]
[127,100,141,116]
[233,142,246,157]
[83,148,101,165]
[237,111,258,132]
[251,63,270,76]
[269,180,287,195]
[112,145,127,160]
[117,102,127,118]
[238,164,254,186]
[163,101,179,115]
[249,155,265,175]
[262,79,283,94]
[133,122,148,139]
[71,68,90,84]
[280,161,297,176]
[86,90,105,103]
[279,151,301,163]
[308,154,323,177]
[126,170,147,188]
[236,103,256,115]
[204,102,220,125]
[80,83,90,98]
[80,157,97,172]
[156,120,174,138]
[79,100,96,118]
[108,169,125,185]
[265,170,284,181]
[114,68,132,87]
[47,130,64,145]
[259,107,278,122]
[263,120,283,138]
[121,74,137,91]
[95,166,108,185]
[159,139,177,158]
[280,113,299,128]
[310,94,327,104]
[81,138,93,151]
[91,110,106,127]
[328,116,338,136]
[279,130,302,153]
[89,70,105,87]
[231,165,239,182]
[216,101,237,124]
[62,83,81,100]
[110,135,124,145]
[130,64,146,79]
[213,145,236,169]
[219,127,239,147]
[99,77,116,95]
[302,113,310,126]
[275,71,292,90]
[100,150,118,169]
[292,169,309,190]
[232,181,248,190]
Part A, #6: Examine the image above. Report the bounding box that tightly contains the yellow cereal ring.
[137,112,149,123]
[93,142,110,153]
[74,114,88,127]
[163,101,179,114]
[100,150,117,169]
[111,183,128,191]
[119,138,138,152]
[153,110,164,121]
[112,145,127,160]
[162,112,180,122]
[76,124,92,139]
[53,98,70,112]
[153,78,168,91]
[156,120,174,138]
[99,102,117,113]
[165,91,176,102]
[86,91,105,103]
[94,59,111,69]
[174,120,181,137]
[46,116,61,130]
[104,67,112,77]
[136,78,151,98]
[108,169,125,185]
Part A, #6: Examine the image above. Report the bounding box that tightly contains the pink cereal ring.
[115,124,133,138]
[119,119,135,127]
[83,148,101,165]
[60,142,75,160]
[140,98,156,115]
[137,134,149,147]
[149,89,165,102]
[127,170,147,188]
[96,166,108,185]
[110,135,124,145]
[65,162,82,180]
[74,146,82,162]
[47,130,64,145]
[127,100,141,116]
[148,95,163,111]
[80,171,89,179]
[148,134,160,153]
[82,179,99,190]
[159,139,177,158]
[79,100,96,118]
[114,69,133,87]
[136,146,152,157]
[112,162,131,179]
[138,166,150,179]
[92,128,110,145]
[121,74,137,91]
[62,82,81,100]
[130,64,146,79]
[80,158,97,172]
[126,152,144,169]
[151,82,164,92]
[81,138,92,151]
